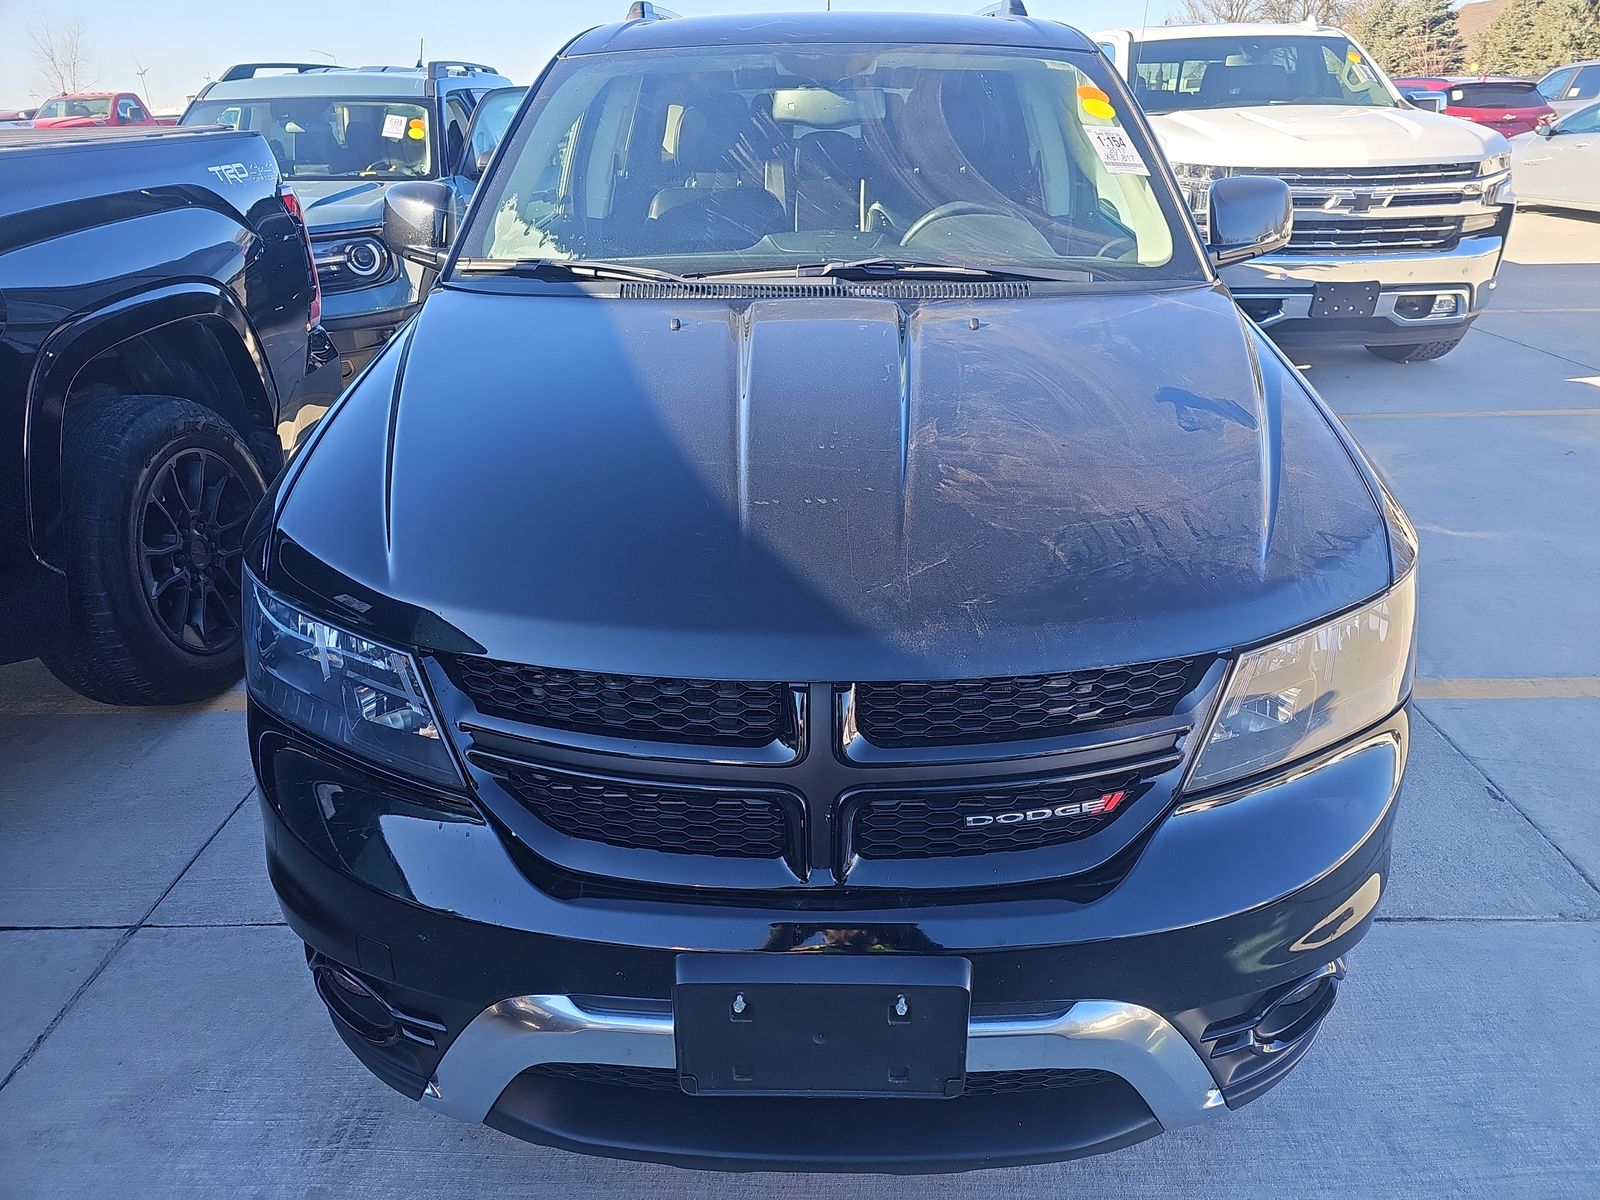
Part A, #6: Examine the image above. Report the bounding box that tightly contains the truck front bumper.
[1223,232,1507,348]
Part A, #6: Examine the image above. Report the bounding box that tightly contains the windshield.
[183,98,432,180]
[1132,35,1396,113]
[454,44,1200,282]
[37,97,110,119]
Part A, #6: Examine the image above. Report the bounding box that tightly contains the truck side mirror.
[383,181,453,269]
[1401,89,1447,113]
[1206,175,1293,268]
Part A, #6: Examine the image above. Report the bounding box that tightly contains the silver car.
[1512,101,1600,215]
[1538,59,1600,119]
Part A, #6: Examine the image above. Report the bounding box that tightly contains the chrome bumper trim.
[420,994,1225,1130]
[1221,233,1505,308]
[1241,286,1473,329]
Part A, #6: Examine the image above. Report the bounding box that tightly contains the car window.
[1131,35,1395,113]
[1572,65,1600,99]
[1449,82,1542,108]
[467,88,526,164]
[37,96,112,119]
[457,44,1197,282]
[1559,102,1600,134]
[182,98,432,180]
[1538,67,1575,101]
[445,96,472,173]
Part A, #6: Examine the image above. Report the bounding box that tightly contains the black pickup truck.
[0,125,340,703]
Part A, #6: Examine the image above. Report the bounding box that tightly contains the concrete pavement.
[2,210,1597,1198]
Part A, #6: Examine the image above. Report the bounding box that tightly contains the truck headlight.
[1169,162,1234,222]
[1478,152,1511,177]
[244,575,463,788]
[1187,571,1416,792]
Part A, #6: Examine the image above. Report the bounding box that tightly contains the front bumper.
[1222,231,1508,347]
[254,704,1406,1172]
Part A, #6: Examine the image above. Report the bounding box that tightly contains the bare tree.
[29,17,96,97]
[1178,0,1267,20]
[1177,0,1364,23]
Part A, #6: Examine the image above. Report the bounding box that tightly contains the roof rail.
[978,1,1029,15]
[426,60,500,79]
[217,62,337,82]
[627,3,680,21]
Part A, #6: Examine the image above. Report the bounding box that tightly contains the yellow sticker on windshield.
[1082,97,1117,121]
[407,117,426,140]
[1347,49,1362,63]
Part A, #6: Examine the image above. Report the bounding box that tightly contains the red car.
[31,91,174,129]
[1394,76,1555,137]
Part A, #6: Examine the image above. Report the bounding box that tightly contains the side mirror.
[1536,121,1556,138]
[1401,89,1447,113]
[383,180,453,269]
[1206,175,1293,268]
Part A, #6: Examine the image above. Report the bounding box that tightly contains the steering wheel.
[1092,233,1139,260]
[900,201,1028,246]
[360,160,396,176]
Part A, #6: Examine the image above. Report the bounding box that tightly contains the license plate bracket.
[673,954,971,1099]
[1312,280,1381,319]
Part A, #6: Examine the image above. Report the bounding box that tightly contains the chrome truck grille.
[1240,162,1488,255]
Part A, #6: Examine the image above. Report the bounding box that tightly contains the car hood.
[285,179,393,234]
[270,284,1391,680]
[1153,104,1507,168]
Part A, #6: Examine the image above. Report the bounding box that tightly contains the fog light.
[1430,294,1460,317]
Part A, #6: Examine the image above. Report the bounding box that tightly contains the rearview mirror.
[383,180,453,270]
[1206,175,1293,268]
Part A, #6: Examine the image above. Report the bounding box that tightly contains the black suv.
[246,5,1415,1172]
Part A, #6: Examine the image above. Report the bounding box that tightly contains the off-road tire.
[40,394,267,706]
[1364,338,1464,363]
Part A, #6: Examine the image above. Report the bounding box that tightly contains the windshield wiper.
[694,257,1092,283]
[453,258,691,283]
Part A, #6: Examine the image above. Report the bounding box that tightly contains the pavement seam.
[0,784,258,1094]
[1475,322,1600,374]
[1415,704,1600,900]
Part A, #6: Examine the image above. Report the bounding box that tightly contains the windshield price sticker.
[1086,127,1150,176]
[381,113,407,140]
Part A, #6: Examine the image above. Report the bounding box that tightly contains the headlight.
[1169,162,1234,222]
[313,233,393,292]
[245,575,463,788]
[1187,571,1415,792]
[1478,152,1511,176]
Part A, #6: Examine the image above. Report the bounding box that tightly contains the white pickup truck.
[1096,22,1515,361]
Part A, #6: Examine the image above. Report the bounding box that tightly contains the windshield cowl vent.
[617,280,1031,300]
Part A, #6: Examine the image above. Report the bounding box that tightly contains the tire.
[1364,338,1464,363]
[40,394,267,706]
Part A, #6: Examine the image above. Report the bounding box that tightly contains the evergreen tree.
[1478,0,1552,76]
[1356,0,1466,76]
[1535,0,1600,67]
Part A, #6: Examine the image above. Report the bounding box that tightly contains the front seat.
[648,95,786,252]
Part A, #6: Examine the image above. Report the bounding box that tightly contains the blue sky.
[0,0,1188,111]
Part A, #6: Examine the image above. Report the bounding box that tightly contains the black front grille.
[444,657,789,747]
[490,762,792,859]
[850,773,1146,860]
[854,658,1207,748]
[521,1062,1115,1096]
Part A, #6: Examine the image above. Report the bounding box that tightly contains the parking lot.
[1,207,1596,1198]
